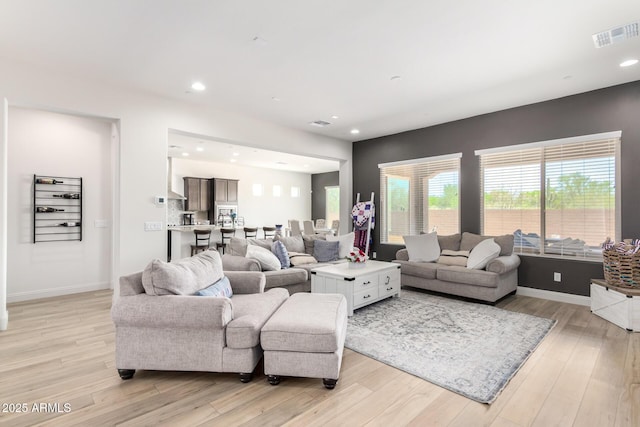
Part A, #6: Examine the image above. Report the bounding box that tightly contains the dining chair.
[243,227,258,239]
[315,219,326,229]
[191,229,212,256]
[303,220,315,235]
[216,228,236,254]
[262,226,276,239]
[330,219,340,235]
[289,219,302,236]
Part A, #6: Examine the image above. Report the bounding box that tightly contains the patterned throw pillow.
[194,276,233,297]
[271,240,291,269]
[313,240,340,262]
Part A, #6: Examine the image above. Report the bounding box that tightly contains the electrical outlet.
[554,272,562,282]
[144,221,163,231]
[372,251,377,259]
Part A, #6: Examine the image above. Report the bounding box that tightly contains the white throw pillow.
[246,244,282,271]
[467,238,501,269]
[403,232,440,262]
[327,231,356,259]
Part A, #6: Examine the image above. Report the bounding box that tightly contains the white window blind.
[379,154,461,244]
[478,133,619,259]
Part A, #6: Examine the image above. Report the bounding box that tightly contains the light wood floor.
[0,290,638,427]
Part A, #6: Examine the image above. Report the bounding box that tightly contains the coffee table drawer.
[354,288,379,307]
[354,274,378,292]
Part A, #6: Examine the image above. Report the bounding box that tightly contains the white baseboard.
[516,286,590,307]
[7,281,111,303]
[0,310,7,331]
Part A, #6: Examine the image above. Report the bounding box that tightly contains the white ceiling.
[1,0,639,145]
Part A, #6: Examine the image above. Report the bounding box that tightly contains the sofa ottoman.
[260,292,347,389]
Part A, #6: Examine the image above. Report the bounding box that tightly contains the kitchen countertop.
[167,225,219,232]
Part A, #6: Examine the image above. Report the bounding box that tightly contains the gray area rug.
[344,290,556,404]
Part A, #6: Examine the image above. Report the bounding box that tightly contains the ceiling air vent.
[592,21,639,48]
[309,120,331,127]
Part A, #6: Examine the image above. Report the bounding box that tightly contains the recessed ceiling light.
[191,82,206,91]
[620,59,639,67]
[196,146,204,152]
[182,152,189,156]
[350,129,360,135]
[331,115,339,119]
[232,152,240,156]
[230,158,237,163]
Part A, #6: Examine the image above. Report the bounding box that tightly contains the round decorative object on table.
[348,262,366,269]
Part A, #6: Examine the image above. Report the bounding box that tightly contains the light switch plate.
[144,221,163,231]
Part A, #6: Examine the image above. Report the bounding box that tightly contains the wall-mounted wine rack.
[33,174,83,243]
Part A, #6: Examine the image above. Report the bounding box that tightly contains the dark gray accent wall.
[311,171,339,220]
[353,80,640,296]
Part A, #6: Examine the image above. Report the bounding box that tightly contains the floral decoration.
[346,247,369,263]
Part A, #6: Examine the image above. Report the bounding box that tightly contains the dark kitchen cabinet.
[213,179,238,203]
[184,177,210,212]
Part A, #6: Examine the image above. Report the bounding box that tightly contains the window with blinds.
[379,153,461,244]
[477,132,620,259]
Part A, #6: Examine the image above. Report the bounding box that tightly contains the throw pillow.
[273,234,305,253]
[326,231,355,259]
[467,238,501,269]
[246,245,282,271]
[271,240,291,269]
[313,240,340,262]
[493,234,515,256]
[194,276,233,298]
[403,232,440,262]
[228,237,248,256]
[437,249,470,266]
[302,234,326,255]
[289,252,319,266]
[437,233,462,252]
[141,250,224,296]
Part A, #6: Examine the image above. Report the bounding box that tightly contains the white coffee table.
[310,260,401,316]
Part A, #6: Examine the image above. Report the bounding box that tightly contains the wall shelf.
[33,174,83,243]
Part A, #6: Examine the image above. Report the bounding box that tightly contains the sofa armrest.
[486,254,521,274]
[395,248,409,261]
[222,254,261,271]
[111,294,233,329]
[226,271,266,294]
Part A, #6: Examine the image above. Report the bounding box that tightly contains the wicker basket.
[603,247,640,287]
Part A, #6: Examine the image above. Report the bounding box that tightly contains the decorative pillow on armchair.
[271,240,291,269]
[467,238,501,269]
[194,276,233,298]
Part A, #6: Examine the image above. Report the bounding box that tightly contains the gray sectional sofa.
[393,232,520,303]
[221,234,346,294]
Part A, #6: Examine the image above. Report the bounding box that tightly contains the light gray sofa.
[393,232,520,303]
[221,235,346,294]
[111,250,289,383]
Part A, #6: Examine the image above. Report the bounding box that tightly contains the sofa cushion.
[246,245,281,271]
[264,268,308,289]
[271,241,290,269]
[141,250,224,296]
[194,275,233,297]
[326,232,355,259]
[467,238,501,269]
[226,288,289,349]
[460,232,514,256]
[436,266,500,288]
[289,252,319,266]
[403,232,440,262]
[302,234,326,255]
[314,240,340,262]
[228,237,274,257]
[437,233,462,251]
[221,254,261,272]
[392,259,439,280]
[274,234,305,253]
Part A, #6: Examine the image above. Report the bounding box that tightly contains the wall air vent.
[592,21,639,48]
[309,120,331,127]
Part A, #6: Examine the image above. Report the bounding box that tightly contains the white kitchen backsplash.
[167,199,184,226]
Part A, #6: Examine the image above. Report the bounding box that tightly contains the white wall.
[172,158,312,227]
[0,58,352,312]
[7,108,113,301]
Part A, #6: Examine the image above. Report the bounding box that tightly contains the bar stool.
[244,227,258,238]
[191,229,212,256]
[263,226,276,239]
[216,228,236,254]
